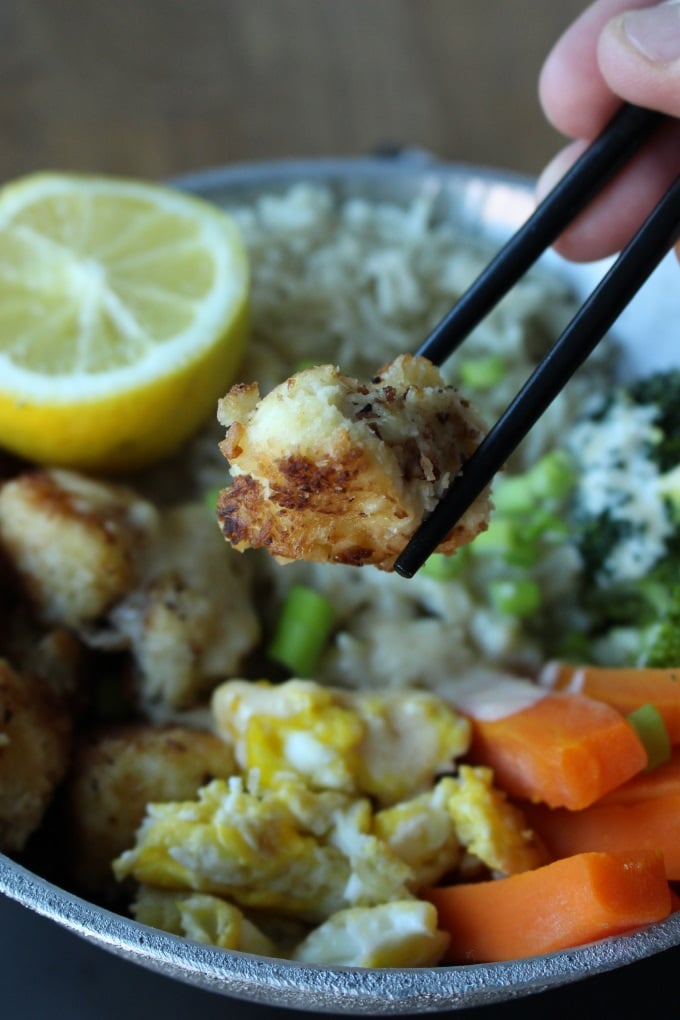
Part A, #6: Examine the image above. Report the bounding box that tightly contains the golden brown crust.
[0,658,74,853]
[64,723,236,898]
[0,469,157,626]
[216,355,491,571]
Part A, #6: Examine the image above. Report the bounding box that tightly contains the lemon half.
[0,172,249,472]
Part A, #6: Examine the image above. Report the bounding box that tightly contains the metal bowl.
[2,154,679,1015]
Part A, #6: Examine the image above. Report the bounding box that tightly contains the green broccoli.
[643,605,680,668]
[630,370,680,472]
[574,512,637,584]
[562,374,680,668]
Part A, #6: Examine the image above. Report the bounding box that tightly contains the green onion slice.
[488,577,541,618]
[458,355,506,390]
[627,702,672,771]
[421,550,468,580]
[268,585,335,677]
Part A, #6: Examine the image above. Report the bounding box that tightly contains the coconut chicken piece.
[0,468,157,628]
[0,629,81,853]
[108,504,260,710]
[216,354,491,571]
[0,469,260,711]
[65,723,238,899]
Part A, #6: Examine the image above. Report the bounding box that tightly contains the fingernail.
[621,2,680,63]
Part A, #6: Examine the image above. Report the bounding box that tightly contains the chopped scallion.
[491,477,535,516]
[204,487,221,511]
[268,585,335,677]
[488,577,541,617]
[458,355,506,390]
[421,550,468,580]
[528,450,576,501]
[492,451,576,516]
[470,519,539,568]
[626,702,672,771]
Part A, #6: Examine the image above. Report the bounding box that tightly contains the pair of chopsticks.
[394,103,680,579]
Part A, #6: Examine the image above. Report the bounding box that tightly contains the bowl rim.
[3,851,680,1015]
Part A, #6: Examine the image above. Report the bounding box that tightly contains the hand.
[538,0,680,262]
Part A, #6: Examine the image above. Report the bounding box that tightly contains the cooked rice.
[168,183,610,693]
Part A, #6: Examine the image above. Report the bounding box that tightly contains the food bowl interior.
[1,155,679,1016]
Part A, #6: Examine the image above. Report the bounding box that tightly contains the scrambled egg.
[447,766,547,875]
[113,679,543,965]
[293,901,449,967]
[114,774,413,923]
[211,678,470,806]
[132,886,277,956]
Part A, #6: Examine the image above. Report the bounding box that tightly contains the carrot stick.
[426,849,671,963]
[465,691,647,809]
[542,664,680,744]
[522,797,680,880]
[599,746,680,806]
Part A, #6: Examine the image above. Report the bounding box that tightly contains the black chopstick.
[395,171,680,579]
[417,103,663,367]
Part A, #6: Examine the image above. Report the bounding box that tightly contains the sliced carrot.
[466,691,647,809]
[542,664,680,744]
[426,849,671,964]
[522,797,680,880]
[599,746,680,806]
[520,746,680,880]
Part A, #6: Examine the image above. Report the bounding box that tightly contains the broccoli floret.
[576,568,680,668]
[630,370,680,472]
[566,382,680,587]
[575,512,637,584]
[561,375,680,667]
[643,608,680,668]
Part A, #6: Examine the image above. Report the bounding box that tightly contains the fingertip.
[598,7,680,114]
[537,0,640,138]
[537,34,599,137]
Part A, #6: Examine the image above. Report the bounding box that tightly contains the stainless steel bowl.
[2,154,679,1015]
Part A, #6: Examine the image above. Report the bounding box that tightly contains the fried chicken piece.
[216,354,490,572]
[0,469,158,627]
[0,644,79,853]
[64,723,237,899]
[0,468,259,711]
[106,504,260,710]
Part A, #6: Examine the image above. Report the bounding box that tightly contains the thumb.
[598,1,680,116]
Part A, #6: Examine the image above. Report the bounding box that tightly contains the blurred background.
[1,0,587,184]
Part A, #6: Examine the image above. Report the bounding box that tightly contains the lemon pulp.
[0,172,250,472]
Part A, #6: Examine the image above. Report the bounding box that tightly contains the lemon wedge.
[0,172,249,472]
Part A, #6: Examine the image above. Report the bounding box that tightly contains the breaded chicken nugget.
[0,656,75,853]
[216,355,490,571]
[108,504,260,710]
[0,469,158,627]
[65,723,236,898]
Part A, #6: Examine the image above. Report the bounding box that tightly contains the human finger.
[598,2,680,116]
[538,0,659,139]
[535,118,680,261]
